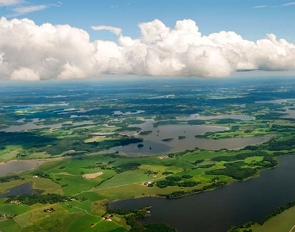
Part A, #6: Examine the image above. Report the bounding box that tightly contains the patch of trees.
[33,172,50,179]
[167,154,175,158]
[166,176,182,181]
[139,130,152,135]
[114,163,141,173]
[193,159,204,165]
[162,171,174,175]
[153,120,181,127]
[42,136,143,156]
[156,180,178,188]
[164,180,227,198]
[0,131,57,150]
[242,145,259,151]
[187,120,206,125]
[256,112,287,120]
[256,156,278,168]
[195,131,215,138]
[212,151,268,162]
[143,223,178,232]
[198,164,215,168]
[107,206,177,232]
[162,138,174,142]
[214,119,241,124]
[156,176,199,188]
[231,125,239,132]
[5,194,75,205]
[145,170,158,175]
[269,124,295,133]
[264,136,295,151]
[16,153,27,158]
[229,222,254,232]
[206,162,257,181]
[166,191,185,199]
[182,175,193,179]
[200,181,227,191]
[115,126,141,132]
[119,138,143,146]
[178,181,199,187]
[0,175,24,183]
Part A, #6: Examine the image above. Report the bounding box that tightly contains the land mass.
[1,78,295,232]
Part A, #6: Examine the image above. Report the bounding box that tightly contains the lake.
[1,118,94,133]
[111,155,295,232]
[108,118,270,156]
[0,160,45,177]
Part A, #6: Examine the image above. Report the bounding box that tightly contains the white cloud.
[2,1,61,17]
[0,17,294,81]
[12,4,48,15]
[10,67,40,81]
[0,0,22,6]
[283,2,295,6]
[91,25,122,36]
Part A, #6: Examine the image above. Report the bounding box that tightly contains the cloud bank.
[0,17,294,80]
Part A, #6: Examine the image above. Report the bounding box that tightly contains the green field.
[2,79,295,231]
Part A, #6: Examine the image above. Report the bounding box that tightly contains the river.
[111,155,295,232]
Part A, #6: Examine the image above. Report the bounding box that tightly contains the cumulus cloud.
[10,67,39,81]
[0,17,294,81]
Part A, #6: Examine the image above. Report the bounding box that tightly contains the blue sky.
[0,0,294,80]
[0,0,294,42]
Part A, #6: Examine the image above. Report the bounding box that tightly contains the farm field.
[1,78,295,231]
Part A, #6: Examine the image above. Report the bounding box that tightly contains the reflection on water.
[111,155,295,232]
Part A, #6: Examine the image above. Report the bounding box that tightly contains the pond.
[111,155,295,232]
[0,182,39,198]
[0,160,45,177]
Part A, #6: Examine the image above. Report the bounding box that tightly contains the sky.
[0,0,294,81]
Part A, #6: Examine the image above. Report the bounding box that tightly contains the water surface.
[0,182,39,198]
[111,155,295,232]
[0,160,45,176]
[1,118,94,132]
[109,119,270,156]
